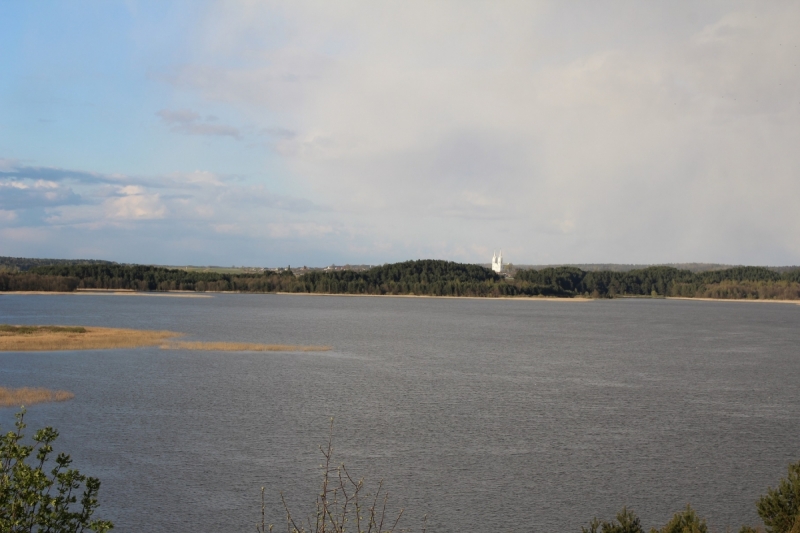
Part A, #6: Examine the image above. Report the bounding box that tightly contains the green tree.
[652,505,708,533]
[0,409,112,532]
[583,507,645,533]
[756,461,800,533]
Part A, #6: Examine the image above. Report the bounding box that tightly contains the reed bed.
[161,341,331,352]
[0,386,74,407]
[0,324,181,351]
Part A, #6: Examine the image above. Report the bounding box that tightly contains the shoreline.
[2,289,212,298]
[274,292,593,301]
[666,296,800,305]
[1,290,591,301]
[2,290,799,304]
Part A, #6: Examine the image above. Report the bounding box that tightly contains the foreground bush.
[756,461,800,533]
[582,506,646,533]
[584,461,800,533]
[260,420,424,533]
[0,409,112,532]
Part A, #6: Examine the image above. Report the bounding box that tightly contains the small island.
[0,324,331,353]
[0,386,74,407]
[0,324,180,351]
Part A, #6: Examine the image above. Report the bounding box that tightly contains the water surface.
[1,294,798,532]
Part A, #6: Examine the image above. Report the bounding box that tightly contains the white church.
[491,250,504,273]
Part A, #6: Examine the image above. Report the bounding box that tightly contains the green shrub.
[0,409,112,532]
[756,461,800,533]
[260,420,420,533]
[654,505,708,533]
[583,507,645,533]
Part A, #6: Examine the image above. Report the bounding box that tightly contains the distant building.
[491,251,504,273]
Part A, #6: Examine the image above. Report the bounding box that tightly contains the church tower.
[492,250,504,273]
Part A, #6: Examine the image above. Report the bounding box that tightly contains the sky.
[1,1,799,267]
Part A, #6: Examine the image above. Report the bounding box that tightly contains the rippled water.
[1,294,799,532]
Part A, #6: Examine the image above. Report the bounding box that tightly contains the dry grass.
[0,324,182,351]
[161,341,331,352]
[0,386,74,408]
[0,324,330,353]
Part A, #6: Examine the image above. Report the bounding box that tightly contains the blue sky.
[2,1,799,267]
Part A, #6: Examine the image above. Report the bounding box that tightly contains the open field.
[164,265,255,274]
[0,325,182,351]
[0,386,74,407]
[161,341,331,352]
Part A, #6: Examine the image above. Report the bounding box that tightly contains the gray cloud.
[0,182,84,210]
[157,109,241,139]
[160,1,800,264]
[6,3,800,267]
[0,162,121,185]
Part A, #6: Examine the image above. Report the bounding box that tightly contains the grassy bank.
[0,386,74,407]
[0,324,329,353]
[0,324,181,351]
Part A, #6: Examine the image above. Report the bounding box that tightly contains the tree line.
[292,263,800,299]
[514,265,800,298]
[0,256,115,273]
[12,264,297,292]
[1,260,799,300]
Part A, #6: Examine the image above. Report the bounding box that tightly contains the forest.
[2,259,800,300]
[0,256,115,273]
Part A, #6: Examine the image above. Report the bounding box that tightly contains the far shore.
[1,290,592,301]
[2,290,799,304]
[666,296,800,305]
[2,289,212,298]
[274,291,593,301]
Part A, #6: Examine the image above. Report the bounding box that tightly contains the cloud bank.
[2,2,799,265]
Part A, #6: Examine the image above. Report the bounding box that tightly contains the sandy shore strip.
[161,341,331,352]
[666,297,800,306]
[0,325,182,351]
[275,292,593,301]
[0,289,212,298]
[1,289,211,298]
[4,290,796,304]
[0,386,74,407]
[2,290,586,300]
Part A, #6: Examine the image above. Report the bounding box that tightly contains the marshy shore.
[0,325,181,351]
[0,386,74,407]
[0,324,330,353]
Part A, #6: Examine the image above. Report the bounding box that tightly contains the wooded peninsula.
[2,258,800,300]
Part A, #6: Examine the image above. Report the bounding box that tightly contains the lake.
[1,293,799,532]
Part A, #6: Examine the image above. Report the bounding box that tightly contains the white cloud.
[107,196,165,220]
[154,1,800,264]
[4,3,800,266]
